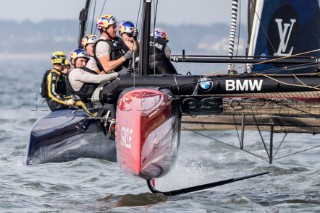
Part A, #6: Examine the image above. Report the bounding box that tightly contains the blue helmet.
[81,34,98,48]
[69,48,90,61]
[119,21,135,34]
[151,28,169,41]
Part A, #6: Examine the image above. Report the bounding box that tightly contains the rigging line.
[99,0,107,16]
[90,0,97,34]
[205,48,320,76]
[273,132,287,159]
[293,74,320,89]
[270,99,320,119]
[251,48,320,67]
[206,61,318,76]
[252,114,270,157]
[275,144,320,160]
[133,0,143,87]
[186,129,268,162]
[151,0,159,75]
[252,63,320,75]
[248,0,277,54]
[93,0,107,35]
[261,74,320,91]
[136,0,143,27]
[232,114,242,147]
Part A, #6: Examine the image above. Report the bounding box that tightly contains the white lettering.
[120,127,132,148]
[249,79,263,91]
[226,80,235,91]
[237,80,248,91]
[274,19,296,56]
[150,41,163,50]
[225,80,263,91]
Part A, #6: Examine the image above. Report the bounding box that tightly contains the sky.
[0,0,248,25]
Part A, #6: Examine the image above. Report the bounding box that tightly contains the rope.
[293,74,320,89]
[251,49,320,67]
[89,0,97,34]
[205,49,320,76]
[151,0,159,75]
[260,74,320,91]
[186,128,268,161]
[275,144,320,160]
[184,123,320,163]
[132,0,143,88]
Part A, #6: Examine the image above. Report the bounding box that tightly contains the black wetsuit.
[149,36,177,74]
[42,68,69,111]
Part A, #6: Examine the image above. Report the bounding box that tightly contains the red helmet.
[96,14,117,30]
[118,21,135,34]
[151,28,169,41]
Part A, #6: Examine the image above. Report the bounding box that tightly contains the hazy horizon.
[1,0,248,25]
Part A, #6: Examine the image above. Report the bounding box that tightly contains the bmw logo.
[199,78,213,92]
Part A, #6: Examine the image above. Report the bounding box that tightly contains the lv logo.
[274,19,296,56]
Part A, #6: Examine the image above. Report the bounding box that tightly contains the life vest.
[93,37,129,72]
[67,67,99,102]
[149,36,167,55]
[149,36,177,74]
[40,68,66,98]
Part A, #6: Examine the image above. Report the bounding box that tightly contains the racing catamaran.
[27,0,320,195]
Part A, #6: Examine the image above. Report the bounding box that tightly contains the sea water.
[0,59,320,212]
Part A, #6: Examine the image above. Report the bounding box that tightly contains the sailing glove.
[118,69,130,77]
[124,51,133,61]
[133,28,138,41]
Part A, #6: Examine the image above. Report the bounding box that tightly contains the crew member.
[94,14,133,73]
[118,21,139,53]
[68,48,120,103]
[68,48,126,139]
[40,51,75,111]
[81,34,100,73]
[150,28,171,59]
[149,28,177,74]
[64,59,71,70]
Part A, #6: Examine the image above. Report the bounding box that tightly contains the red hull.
[115,88,180,179]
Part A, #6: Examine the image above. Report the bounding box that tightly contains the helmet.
[151,28,169,41]
[81,34,98,48]
[51,51,66,64]
[118,21,135,34]
[96,14,117,30]
[64,59,70,67]
[69,48,90,61]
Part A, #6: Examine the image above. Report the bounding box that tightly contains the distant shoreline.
[0,53,51,60]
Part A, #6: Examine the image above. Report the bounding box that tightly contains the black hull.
[27,73,320,165]
[118,73,320,95]
[26,110,116,165]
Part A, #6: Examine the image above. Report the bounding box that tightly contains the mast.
[227,0,239,73]
[78,0,91,48]
[138,0,152,75]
